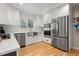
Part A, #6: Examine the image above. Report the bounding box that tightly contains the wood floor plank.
[18,42,79,56]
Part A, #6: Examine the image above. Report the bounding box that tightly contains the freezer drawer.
[57,38,68,51]
[52,37,68,51]
[51,38,57,47]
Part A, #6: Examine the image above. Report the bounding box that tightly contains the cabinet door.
[0,4,20,25]
[26,37,34,45]
[8,6,14,25]
[43,13,51,24]
[17,37,22,46]
[0,4,8,24]
[14,9,20,25]
[14,35,21,46]
[35,16,43,27]
[20,34,26,46]
[8,6,20,25]
[21,39,26,46]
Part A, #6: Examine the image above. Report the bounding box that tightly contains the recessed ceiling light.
[19,3,23,5]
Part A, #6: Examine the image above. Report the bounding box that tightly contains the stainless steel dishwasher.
[14,33,26,48]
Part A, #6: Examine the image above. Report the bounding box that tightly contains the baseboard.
[72,46,79,50]
[26,41,43,47]
[26,41,51,47]
[42,41,51,45]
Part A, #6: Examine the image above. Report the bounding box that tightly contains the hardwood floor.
[18,42,79,56]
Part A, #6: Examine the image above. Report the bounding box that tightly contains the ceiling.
[10,3,66,16]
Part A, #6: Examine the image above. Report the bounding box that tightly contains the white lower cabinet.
[26,36,51,45]
[42,37,52,44]
[26,36,42,45]
[26,37,34,45]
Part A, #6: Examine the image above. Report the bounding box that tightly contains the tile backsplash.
[0,25,27,33]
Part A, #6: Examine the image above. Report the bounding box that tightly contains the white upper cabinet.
[35,16,43,27]
[43,13,51,24]
[7,5,20,25]
[0,4,20,25]
[0,4,8,24]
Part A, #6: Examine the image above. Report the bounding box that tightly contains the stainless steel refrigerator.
[51,15,69,51]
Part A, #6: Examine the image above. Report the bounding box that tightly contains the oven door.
[44,31,51,37]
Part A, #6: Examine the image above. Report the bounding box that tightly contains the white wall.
[72,7,79,50]
[69,4,73,50]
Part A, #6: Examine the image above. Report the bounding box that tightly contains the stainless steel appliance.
[14,33,26,48]
[44,23,51,38]
[44,23,51,28]
[44,31,51,38]
[51,15,69,51]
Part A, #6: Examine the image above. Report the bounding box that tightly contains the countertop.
[0,33,20,56]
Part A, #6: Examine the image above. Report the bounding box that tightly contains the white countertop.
[0,33,20,56]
